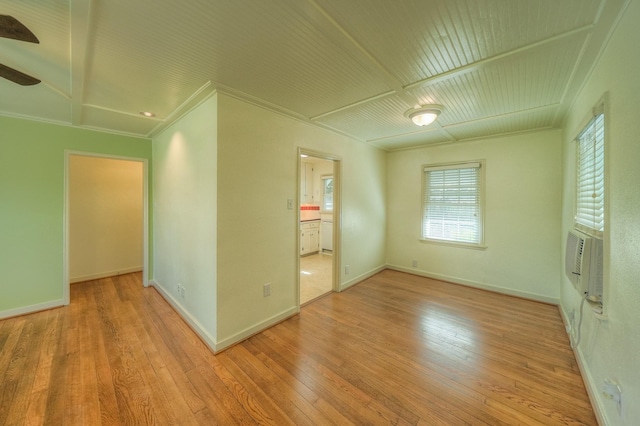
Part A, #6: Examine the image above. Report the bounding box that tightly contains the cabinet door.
[301,163,314,203]
[300,229,308,255]
[309,229,319,253]
[300,165,306,204]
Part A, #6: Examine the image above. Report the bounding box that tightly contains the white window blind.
[575,112,604,237]
[423,162,482,245]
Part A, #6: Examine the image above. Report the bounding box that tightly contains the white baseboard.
[0,299,65,320]
[558,306,608,425]
[215,306,299,352]
[71,266,143,284]
[150,279,299,353]
[149,280,218,352]
[386,264,559,305]
[339,265,386,292]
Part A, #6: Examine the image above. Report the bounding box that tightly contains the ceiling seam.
[305,0,404,93]
[402,23,594,93]
[309,91,396,121]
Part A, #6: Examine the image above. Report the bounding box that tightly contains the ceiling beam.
[70,0,95,126]
[402,23,594,92]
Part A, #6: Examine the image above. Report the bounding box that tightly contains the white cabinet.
[300,162,314,204]
[300,221,320,256]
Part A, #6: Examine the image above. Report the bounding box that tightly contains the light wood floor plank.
[0,270,597,425]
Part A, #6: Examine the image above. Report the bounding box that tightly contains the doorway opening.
[63,151,149,305]
[298,149,340,305]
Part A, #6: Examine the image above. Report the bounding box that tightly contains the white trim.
[63,153,70,305]
[70,267,143,284]
[63,151,150,306]
[419,238,488,250]
[215,307,300,352]
[297,148,342,306]
[147,83,217,138]
[152,279,299,353]
[340,265,386,292]
[0,299,64,320]
[424,161,481,172]
[386,264,560,305]
[150,280,218,352]
[218,87,365,143]
[559,306,607,425]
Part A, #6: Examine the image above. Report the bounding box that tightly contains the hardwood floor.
[0,270,596,425]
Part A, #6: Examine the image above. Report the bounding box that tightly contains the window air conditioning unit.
[565,229,603,301]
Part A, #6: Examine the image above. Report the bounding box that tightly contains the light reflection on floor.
[420,309,477,363]
[300,253,332,304]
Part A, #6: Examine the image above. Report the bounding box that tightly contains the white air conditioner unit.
[565,229,603,301]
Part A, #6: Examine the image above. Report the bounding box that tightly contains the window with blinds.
[422,161,483,245]
[575,112,604,237]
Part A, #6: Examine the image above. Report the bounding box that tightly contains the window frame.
[421,160,486,249]
[574,105,605,238]
[321,175,333,212]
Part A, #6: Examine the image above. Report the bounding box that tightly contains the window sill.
[419,238,487,250]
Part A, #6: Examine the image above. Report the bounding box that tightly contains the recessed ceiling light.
[405,104,443,127]
[139,111,156,118]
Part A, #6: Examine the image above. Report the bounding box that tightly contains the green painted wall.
[0,116,151,313]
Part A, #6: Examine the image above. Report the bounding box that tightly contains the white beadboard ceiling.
[0,0,628,150]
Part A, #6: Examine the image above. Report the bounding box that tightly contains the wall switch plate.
[263,282,271,297]
[287,199,293,210]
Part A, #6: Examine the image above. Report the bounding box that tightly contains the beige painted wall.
[387,129,563,302]
[69,156,143,282]
[152,94,218,345]
[216,93,387,347]
[560,0,640,423]
[151,92,386,351]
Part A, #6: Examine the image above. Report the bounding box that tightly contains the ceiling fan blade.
[0,15,39,43]
[0,63,40,85]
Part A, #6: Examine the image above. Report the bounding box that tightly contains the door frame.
[62,150,149,305]
[297,148,341,306]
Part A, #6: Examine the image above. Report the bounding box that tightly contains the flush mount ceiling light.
[405,104,443,127]
[139,111,156,118]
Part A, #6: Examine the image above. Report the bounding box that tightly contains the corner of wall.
[150,280,218,351]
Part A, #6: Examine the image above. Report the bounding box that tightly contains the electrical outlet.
[180,285,186,299]
[287,198,293,210]
[263,283,271,297]
[411,259,418,268]
[176,283,181,294]
[345,265,350,275]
